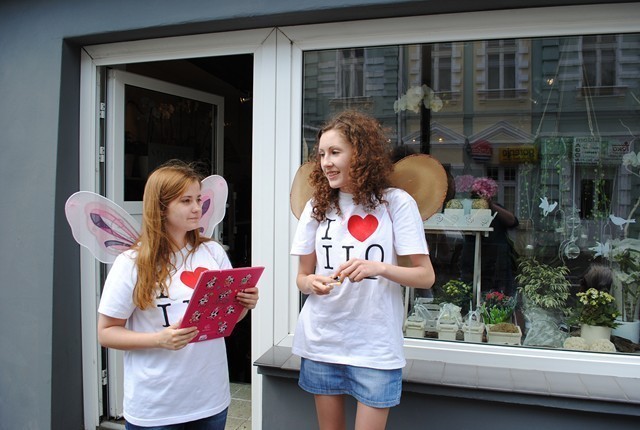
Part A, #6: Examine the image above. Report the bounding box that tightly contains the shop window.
[301,33,640,354]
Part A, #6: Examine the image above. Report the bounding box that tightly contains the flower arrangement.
[471,177,498,200]
[435,279,472,314]
[453,175,498,199]
[394,84,443,113]
[454,175,475,194]
[480,291,516,324]
[572,288,620,328]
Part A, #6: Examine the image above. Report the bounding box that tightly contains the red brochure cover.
[180,266,264,343]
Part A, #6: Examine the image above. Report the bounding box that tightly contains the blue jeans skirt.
[299,358,402,408]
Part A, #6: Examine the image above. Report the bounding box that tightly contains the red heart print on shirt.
[347,214,379,242]
[180,267,208,289]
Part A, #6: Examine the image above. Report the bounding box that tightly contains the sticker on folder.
[180,266,264,343]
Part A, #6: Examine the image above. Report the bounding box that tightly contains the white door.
[104,69,225,418]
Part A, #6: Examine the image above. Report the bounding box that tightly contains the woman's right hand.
[305,274,340,296]
[156,322,199,350]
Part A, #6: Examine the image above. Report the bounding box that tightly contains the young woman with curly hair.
[291,110,435,430]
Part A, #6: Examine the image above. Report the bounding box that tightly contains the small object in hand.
[327,275,342,287]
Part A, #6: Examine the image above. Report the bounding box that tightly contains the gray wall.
[261,370,639,430]
[0,0,635,429]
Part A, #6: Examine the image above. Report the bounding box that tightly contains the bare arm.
[97,313,198,351]
[336,253,434,289]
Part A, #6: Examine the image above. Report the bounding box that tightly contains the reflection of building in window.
[431,43,452,93]
[337,48,365,98]
[487,166,518,214]
[477,39,529,100]
[488,40,516,96]
[581,35,617,95]
[580,178,613,219]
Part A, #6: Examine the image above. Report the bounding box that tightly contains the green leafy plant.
[610,238,640,322]
[480,291,515,324]
[435,279,472,313]
[571,288,620,328]
[516,258,571,312]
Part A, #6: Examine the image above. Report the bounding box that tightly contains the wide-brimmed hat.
[290,154,448,221]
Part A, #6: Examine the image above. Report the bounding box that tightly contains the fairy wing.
[199,175,228,238]
[65,192,140,264]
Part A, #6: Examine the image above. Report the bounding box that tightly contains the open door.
[103,69,225,418]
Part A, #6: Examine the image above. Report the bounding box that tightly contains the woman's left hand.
[236,287,259,310]
[336,258,385,283]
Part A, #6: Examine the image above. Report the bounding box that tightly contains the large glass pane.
[301,33,640,353]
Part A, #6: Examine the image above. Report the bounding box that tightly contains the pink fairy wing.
[199,175,228,238]
[65,191,140,264]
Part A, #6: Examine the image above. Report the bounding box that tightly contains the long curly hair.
[133,160,210,310]
[309,110,393,222]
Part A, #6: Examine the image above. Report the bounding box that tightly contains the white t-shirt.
[98,241,232,427]
[290,188,429,369]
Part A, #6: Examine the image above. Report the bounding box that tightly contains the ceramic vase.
[580,324,612,343]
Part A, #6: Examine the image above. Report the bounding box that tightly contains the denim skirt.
[298,357,402,408]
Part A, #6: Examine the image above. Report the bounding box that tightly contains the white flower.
[588,339,616,352]
[394,85,442,114]
[622,151,639,168]
[563,336,589,350]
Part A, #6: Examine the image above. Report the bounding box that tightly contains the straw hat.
[290,154,448,221]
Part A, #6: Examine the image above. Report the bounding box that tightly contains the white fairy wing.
[65,192,140,264]
[199,175,228,238]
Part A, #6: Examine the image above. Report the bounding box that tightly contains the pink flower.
[455,175,475,193]
[472,177,498,199]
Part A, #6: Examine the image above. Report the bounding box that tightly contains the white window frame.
[78,4,640,429]
[279,0,640,386]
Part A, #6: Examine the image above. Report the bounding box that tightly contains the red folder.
[180,266,264,343]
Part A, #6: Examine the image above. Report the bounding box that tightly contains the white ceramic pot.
[612,319,640,343]
[580,324,612,343]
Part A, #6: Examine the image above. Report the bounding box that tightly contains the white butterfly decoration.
[539,197,557,217]
[589,240,611,259]
[65,175,228,264]
[609,214,636,231]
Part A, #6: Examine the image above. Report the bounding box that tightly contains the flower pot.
[580,324,612,343]
[486,324,522,345]
[612,319,640,343]
[462,323,485,343]
[437,323,459,341]
[404,315,426,338]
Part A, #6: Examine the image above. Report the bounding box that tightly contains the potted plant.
[571,288,620,343]
[434,279,472,315]
[515,258,571,347]
[610,238,640,343]
[486,322,522,345]
[480,291,515,325]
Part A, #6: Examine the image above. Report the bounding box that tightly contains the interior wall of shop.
[0,0,637,429]
[261,372,639,430]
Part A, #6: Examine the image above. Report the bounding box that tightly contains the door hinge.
[101,369,108,386]
[99,146,106,163]
[99,102,106,119]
